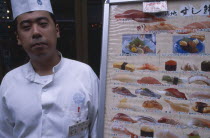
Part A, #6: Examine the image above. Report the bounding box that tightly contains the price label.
[143,1,167,13]
[68,120,89,136]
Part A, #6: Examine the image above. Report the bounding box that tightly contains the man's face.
[16,11,60,59]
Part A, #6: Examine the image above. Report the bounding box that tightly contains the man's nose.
[32,25,42,39]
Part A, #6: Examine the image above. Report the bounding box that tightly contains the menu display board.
[100,0,210,138]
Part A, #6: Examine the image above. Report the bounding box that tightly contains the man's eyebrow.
[20,17,49,26]
[35,17,49,22]
[20,20,31,26]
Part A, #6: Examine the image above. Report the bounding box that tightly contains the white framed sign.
[99,0,210,137]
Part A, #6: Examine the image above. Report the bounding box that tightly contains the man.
[0,0,99,138]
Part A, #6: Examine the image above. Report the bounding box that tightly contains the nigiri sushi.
[135,88,161,99]
[189,91,210,99]
[164,88,187,100]
[112,87,137,97]
[112,113,137,123]
[164,99,189,113]
[189,118,210,128]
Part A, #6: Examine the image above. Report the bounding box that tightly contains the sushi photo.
[173,35,205,54]
[192,102,210,113]
[165,60,177,71]
[112,87,137,97]
[201,61,210,72]
[188,75,210,86]
[135,88,161,99]
[188,131,200,138]
[113,62,135,72]
[137,77,162,85]
[155,130,179,138]
[140,126,154,137]
[142,100,163,110]
[115,10,165,23]
[111,113,137,123]
[164,99,189,113]
[137,63,159,71]
[188,118,210,128]
[122,34,156,54]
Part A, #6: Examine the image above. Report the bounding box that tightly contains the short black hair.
[49,12,57,25]
[13,12,57,33]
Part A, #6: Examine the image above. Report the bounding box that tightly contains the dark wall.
[88,1,103,76]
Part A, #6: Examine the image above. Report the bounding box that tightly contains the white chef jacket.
[0,56,99,138]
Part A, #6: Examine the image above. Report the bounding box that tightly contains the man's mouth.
[32,42,47,48]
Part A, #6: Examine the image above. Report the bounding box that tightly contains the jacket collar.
[23,52,64,82]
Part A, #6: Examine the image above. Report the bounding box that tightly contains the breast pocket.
[64,108,89,138]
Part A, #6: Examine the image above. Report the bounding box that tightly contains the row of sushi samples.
[113,60,210,72]
[110,112,210,138]
[112,87,210,114]
[115,9,210,35]
[112,73,210,87]
[112,87,210,101]
[112,128,202,138]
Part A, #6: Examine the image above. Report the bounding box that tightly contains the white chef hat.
[11,0,53,19]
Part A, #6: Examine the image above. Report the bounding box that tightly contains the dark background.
[0,0,104,82]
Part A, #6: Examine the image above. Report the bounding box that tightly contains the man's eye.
[22,26,31,30]
[40,22,48,27]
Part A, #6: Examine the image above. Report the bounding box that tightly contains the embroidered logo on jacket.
[37,0,42,5]
[73,93,85,105]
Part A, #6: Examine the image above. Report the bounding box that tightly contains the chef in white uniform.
[0,0,99,138]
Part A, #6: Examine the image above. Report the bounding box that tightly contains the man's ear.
[56,24,60,38]
[16,32,22,45]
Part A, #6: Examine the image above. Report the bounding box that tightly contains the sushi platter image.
[173,35,205,54]
[122,34,156,54]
